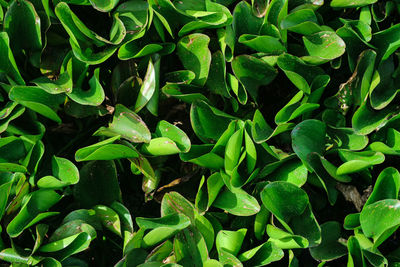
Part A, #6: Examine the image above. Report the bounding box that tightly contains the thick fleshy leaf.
[364,167,400,206]
[261,181,321,246]
[9,86,64,123]
[360,199,400,247]
[174,227,209,266]
[73,160,122,208]
[155,120,191,152]
[238,241,284,266]
[251,109,274,143]
[136,213,191,230]
[180,144,225,170]
[0,173,14,221]
[281,9,322,35]
[94,104,151,143]
[275,91,319,124]
[268,160,308,187]
[89,0,119,12]
[141,137,181,156]
[232,54,278,100]
[205,51,230,97]
[7,189,61,238]
[190,100,235,143]
[337,150,385,175]
[75,136,139,161]
[135,58,156,113]
[4,0,42,67]
[37,156,79,189]
[372,23,400,62]
[309,221,347,261]
[213,187,260,216]
[0,32,24,84]
[238,34,286,54]
[93,205,121,236]
[40,220,96,260]
[261,181,309,222]
[216,229,247,256]
[331,0,377,8]
[67,68,105,106]
[291,119,326,168]
[277,54,324,94]
[303,31,346,60]
[177,33,211,87]
[232,1,263,40]
[267,224,309,249]
[352,102,393,135]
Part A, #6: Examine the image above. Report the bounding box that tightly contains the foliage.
[1,0,400,266]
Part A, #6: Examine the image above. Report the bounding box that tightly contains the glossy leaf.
[7,189,61,237]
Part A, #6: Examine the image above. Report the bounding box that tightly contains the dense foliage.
[1,0,400,266]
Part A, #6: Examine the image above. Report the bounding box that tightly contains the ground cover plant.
[2,0,400,266]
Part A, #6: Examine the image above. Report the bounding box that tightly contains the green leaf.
[37,156,79,189]
[67,68,105,106]
[352,102,393,135]
[233,1,263,40]
[364,167,400,206]
[0,32,24,85]
[238,34,286,54]
[174,227,209,266]
[141,137,182,156]
[291,119,326,168]
[309,221,347,261]
[232,54,278,100]
[40,220,96,260]
[267,224,309,249]
[205,51,230,97]
[93,205,121,236]
[73,160,122,208]
[195,173,225,213]
[337,150,385,175]
[177,33,211,87]
[4,0,42,67]
[328,127,369,150]
[162,83,209,104]
[281,9,322,35]
[331,0,377,8]
[216,228,247,256]
[275,91,319,124]
[155,120,191,152]
[119,42,174,60]
[32,73,72,95]
[7,189,61,238]
[238,241,284,266]
[9,86,64,123]
[268,160,308,187]
[261,181,309,222]
[75,136,138,161]
[277,54,324,93]
[360,199,400,247]
[224,128,244,175]
[94,104,151,143]
[89,0,119,12]
[0,173,14,221]
[372,23,400,62]
[303,31,346,60]
[213,187,260,216]
[0,248,41,265]
[251,109,274,143]
[190,100,235,143]
[136,213,191,230]
[135,58,156,113]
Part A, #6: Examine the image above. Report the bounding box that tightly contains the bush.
[1,0,400,266]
